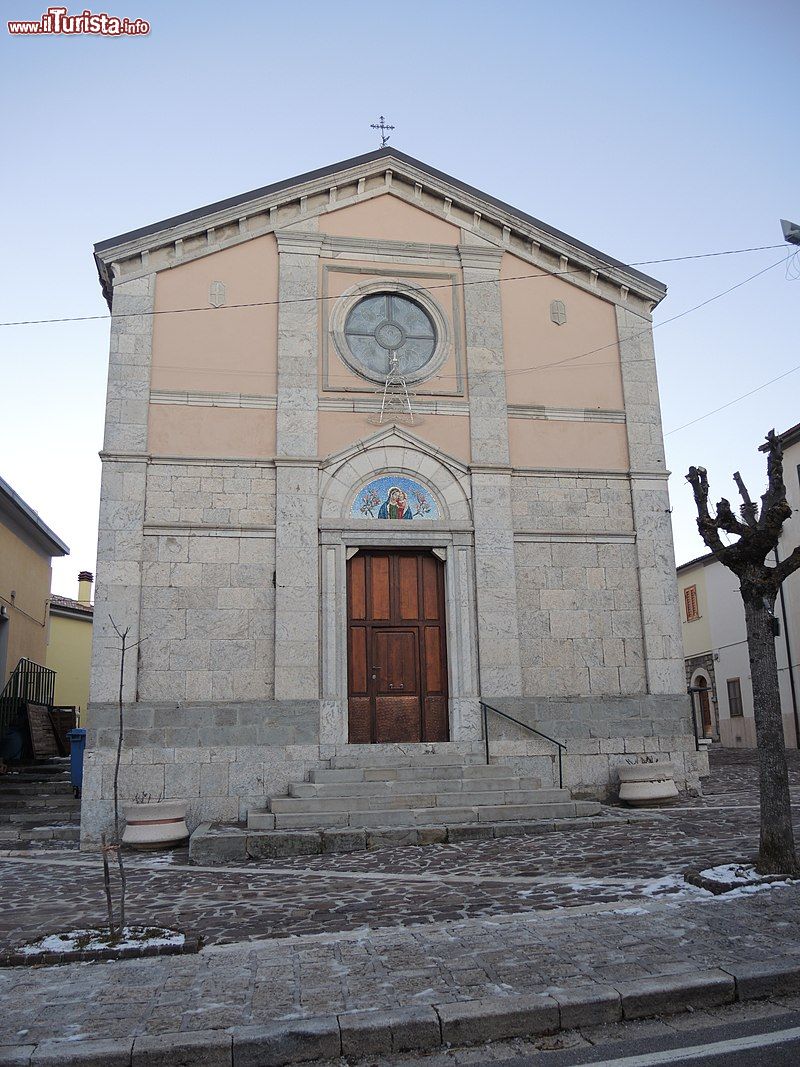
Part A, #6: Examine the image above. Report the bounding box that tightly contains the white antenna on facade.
[378,352,415,425]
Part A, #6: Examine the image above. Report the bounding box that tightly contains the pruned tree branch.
[759,429,791,528]
[776,544,800,586]
[733,471,759,527]
[686,466,726,555]
[715,496,750,538]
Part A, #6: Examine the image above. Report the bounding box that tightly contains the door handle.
[388,683,404,690]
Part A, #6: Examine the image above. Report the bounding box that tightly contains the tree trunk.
[744,595,798,873]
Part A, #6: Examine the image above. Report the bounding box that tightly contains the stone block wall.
[144,461,276,528]
[484,695,704,798]
[136,462,277,704]
[80,700,319,844]
[511,474,634,535]
[515,540,646,698]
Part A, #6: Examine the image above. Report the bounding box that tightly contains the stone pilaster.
[273,230,323,702]
[459,241,523,698]
[616,305,685,694]
[471,469,524,697]
[319,539,348,744]
[274,460,320,700]
[459,243,510,466]
[90,274,154,704]
[444,537,482,738]
[275,230,323,458]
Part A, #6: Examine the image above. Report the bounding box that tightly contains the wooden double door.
[347,550,449,744]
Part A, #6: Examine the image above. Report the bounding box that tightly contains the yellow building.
[1,474,69,689]
[47,572,94,724]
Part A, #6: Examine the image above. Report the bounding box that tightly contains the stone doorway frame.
[319,528,480,747]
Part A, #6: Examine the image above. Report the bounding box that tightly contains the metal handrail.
[480,700,567,789]
[0,658,56,739]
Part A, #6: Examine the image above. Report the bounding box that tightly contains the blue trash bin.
[67,728,87,798]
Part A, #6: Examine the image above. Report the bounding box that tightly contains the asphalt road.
[467,1009,800,1066]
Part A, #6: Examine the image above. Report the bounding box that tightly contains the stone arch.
[690,668,711,690]
[690,668,716,740]
[319,429,471,523]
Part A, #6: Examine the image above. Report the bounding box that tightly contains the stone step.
[0,811,81,827]
[0,825,81,844]
[16,827,81,845]
[3,761,69,776]
[330,747,484,769]
[309,764,526,785]
[0,795,78,811]
[0,781,74,796]
[289,775,542,799]
[0,776,71,791]
[251,799,599,831]
[270,788,569,815]
[192,809,614,863]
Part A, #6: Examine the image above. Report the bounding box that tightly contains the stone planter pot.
[618,762,679,806]
[122,801,189,850]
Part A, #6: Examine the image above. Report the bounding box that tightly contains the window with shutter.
[727,678,744,717]
[684,585,699,621]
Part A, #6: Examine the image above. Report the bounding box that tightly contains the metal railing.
[0,658,56,739]
[480,700,566,789]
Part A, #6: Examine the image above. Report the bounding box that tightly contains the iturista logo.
[8,6,150,35]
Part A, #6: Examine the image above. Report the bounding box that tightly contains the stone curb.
[0,936,201,969]
[4,960,800,1065]
[189,812,640,864]
[684,867,792,895]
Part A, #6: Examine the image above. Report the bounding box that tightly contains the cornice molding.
[94,153,665,313]
[458,244,504,271]
[513,530,636,544]
[273,457,321,469]
[507,405,626,424]
[150,390,278,410]
[321,234,461,265]
[149,389,626,426]
[470,464,513,476]
[143,523,276,538]
[274,230,325,256]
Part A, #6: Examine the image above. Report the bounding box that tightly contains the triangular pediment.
[94,147,666,310]
[319,422,472,523]
[321,423,469,477]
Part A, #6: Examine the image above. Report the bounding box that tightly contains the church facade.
[81,148,700,842]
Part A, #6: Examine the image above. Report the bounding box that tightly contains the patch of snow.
[700,863,762,883]
[609,906,651,916]
[20,926,185,955]
[132,852,179,867]
[720,879,793,899]
[565,879,617,892]
[641,874,710,898]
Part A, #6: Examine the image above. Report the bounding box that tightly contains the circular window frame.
[330,280,452,386]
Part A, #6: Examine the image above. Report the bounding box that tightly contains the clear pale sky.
[2,0,798,597]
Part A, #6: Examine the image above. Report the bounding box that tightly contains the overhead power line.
[664,361,800,436]
[0,242,787,329]
[511,253,790,379]
[1,237,793,439]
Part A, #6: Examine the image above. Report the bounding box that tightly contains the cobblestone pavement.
[2,749,800,1050]
[1,749,799,952]
[2,884,800,1046]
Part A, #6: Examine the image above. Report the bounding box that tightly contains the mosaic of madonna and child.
[352,476,439,520]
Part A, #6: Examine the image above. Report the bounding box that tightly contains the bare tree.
[102,616,145,937]
[687,430,800,874]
